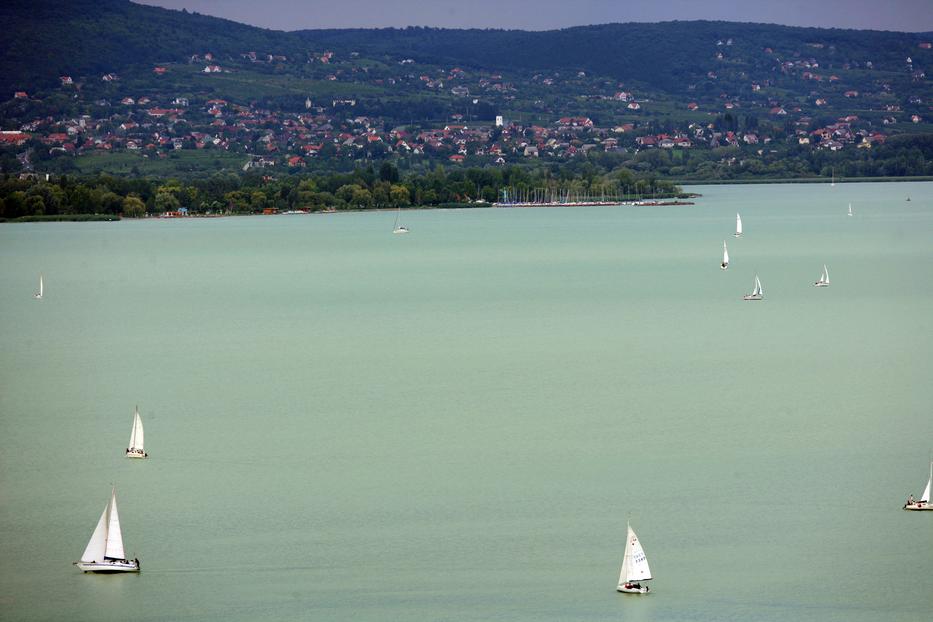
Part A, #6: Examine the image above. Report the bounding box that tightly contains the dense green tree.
[122,195,146,217]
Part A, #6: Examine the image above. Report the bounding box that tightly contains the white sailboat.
[126,406,147,458]
[392,206,409,234]
[904,461,933,511]
[848,203,853,217]
[734,213,743,238]
[814,264,830,287]
[720,241,729,270]
[616,522,653,594]
[743,274,763,300]
[831,167,835,187]
[34,274,43,299]
[74,487,140,573]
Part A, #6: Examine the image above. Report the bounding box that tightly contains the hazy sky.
[136,0,933,32]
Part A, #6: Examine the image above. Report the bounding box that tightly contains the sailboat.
[831,167,835,187]
[34,274,43,299]
[814,264,830,287]
[392,206,409,234]
[743,274,763,300]
[734,213,743,238]
[848,203,853,217]
[616,522,653,594]
[126,406,147,458]
[74,487,140,573]
[720,241,729,270]
[904,461,933,511]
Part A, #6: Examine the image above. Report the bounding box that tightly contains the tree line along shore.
[0,164,685,221]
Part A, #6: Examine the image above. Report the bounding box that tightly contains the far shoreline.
[3,178,930,223]
[678,176,933,186]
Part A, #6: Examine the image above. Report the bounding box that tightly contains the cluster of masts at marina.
[722,210,834,300]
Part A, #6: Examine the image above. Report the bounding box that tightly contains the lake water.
[1,182,932,621]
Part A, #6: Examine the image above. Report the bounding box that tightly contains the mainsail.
[105,489,126,560]
[922,462,932,503]
[128,407,144,453]
[618,524,652,585]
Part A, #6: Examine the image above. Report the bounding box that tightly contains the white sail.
[922,462,932,503]
[753,275,762,297]
[618,524,652,585]
[104,489,126,560]
[722,241,729,267]
[80,503,109,562]
[38,275,43,297]
[822,265,829,284]
[393,206,408,232]
[128,407,144,452]
[848,203,853,216]
[735,213,743,236]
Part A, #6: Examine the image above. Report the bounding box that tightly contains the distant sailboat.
[743,274,763,300]
[831,167,835,187]
[126,406,147,458]
[74,487,140,573]
[734,213,743,238]
[392,206,409,234]
[848,203,853,217]
[34,274,43,299]
[814,264,830,287]
[616,522,652,594]
[721,241,729,270]
[904,461,933,511]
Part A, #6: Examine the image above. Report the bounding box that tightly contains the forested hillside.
[3,1,930,95]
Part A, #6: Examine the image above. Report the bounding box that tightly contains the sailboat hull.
[743,294,763,301]
[75,559,140,573]
[720,264,728,270]
[814,282,829,287]
[903,502,933,511]
[617,584,650,594]
[125,449,147,458]
[393,227,409,234]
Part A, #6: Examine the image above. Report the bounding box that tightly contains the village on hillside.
[1,37,931,178]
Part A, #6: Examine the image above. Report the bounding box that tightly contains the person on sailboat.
[908,494,915,506]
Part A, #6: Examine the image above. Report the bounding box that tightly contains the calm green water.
[1,182,932,621]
